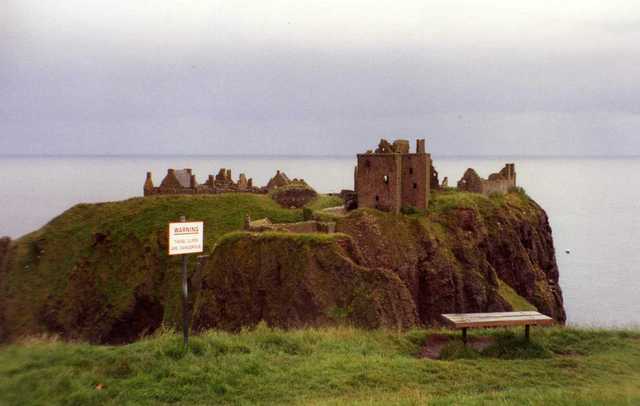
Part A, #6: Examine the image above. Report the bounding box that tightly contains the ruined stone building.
[354,139,434,213]
[244,214,336,234]
[265,170,310,192]
[265,170,291,191]
[144,168,263,196]
[143,167,313,197]
[457,164,516,196]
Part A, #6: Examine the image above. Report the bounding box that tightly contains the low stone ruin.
[244,214,336,234]
[143,168,311,197]
[144,168,263,196]
[265,170,310,192]
[457,164,516,196]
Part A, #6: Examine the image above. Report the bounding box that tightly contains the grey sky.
[2,1,639,156]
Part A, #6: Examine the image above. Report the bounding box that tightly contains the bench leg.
[525,324,530,341]
[462,328,468,346]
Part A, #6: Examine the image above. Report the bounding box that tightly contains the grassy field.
[1,326,639,405]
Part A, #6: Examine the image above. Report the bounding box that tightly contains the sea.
[1,155,639,328]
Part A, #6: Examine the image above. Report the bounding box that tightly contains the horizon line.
[1,153,640,159]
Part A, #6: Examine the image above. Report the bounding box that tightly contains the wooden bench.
[441,311,554,344]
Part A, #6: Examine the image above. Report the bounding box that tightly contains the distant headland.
[0,138,563,345]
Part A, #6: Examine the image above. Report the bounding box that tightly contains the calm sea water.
[1,156,639,327]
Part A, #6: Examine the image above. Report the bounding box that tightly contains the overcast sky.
[2,1,639,156]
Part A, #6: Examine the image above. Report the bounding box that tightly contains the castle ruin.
[354,138,434,213]
[144,168,309,197]
[144,168,263,196]
[457,164,516,195]
[143,140,518,208]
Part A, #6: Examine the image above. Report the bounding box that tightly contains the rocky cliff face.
[191,190,565,332]
[0,191,565,343]
[335,193,565,326]
[192,232,417,331]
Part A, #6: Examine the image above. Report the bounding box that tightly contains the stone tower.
[354,139,432,213]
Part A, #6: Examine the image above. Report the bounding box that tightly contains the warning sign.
[168,221,204,255]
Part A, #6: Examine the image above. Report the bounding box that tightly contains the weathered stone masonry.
[143,168,307,196]
[355,139,433,213]
[144,168,263,196]
[457,164,516,196]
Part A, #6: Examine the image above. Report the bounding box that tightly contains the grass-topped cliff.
[0,189,564,343]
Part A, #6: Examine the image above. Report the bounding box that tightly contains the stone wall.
[246,217,336,234]
[457,164,516,196]
[356,153,402,212]
[144,168,265,196]
[401,153,431,210]
[355,138,432,213]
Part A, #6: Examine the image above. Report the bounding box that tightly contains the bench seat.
[441,311,554,343]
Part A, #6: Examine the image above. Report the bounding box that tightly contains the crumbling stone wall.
[401,154,431,210]
[457,164,516,196]
[265,170,310,192]
[245,215,336,234]
[355,139,433,213]
[144,168,264,196]
[266,170,291,191]
[144,167,315,197]
[430,164,440,190]
[356,152,402,212]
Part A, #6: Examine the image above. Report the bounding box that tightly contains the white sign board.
[168,221,204,255]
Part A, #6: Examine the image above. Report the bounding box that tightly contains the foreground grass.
[1,326,639,405]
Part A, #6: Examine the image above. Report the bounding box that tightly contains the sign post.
[168,216,204,348]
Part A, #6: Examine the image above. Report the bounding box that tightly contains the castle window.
[365,160,371,168]
[375,195,379,202]
[383,175,389,184]
[413,182,417,189]
[409,168,413,175]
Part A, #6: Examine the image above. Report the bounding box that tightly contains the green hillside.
[0,193,334,342]
[1,190,567,343]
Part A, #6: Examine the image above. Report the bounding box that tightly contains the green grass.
[428,190,490,214]
[1,326,639,405]
[44,193,305,249]
[215,230,351,247]
[428,188,533,218]
[305,194,344,211]
[498,279,537,311]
